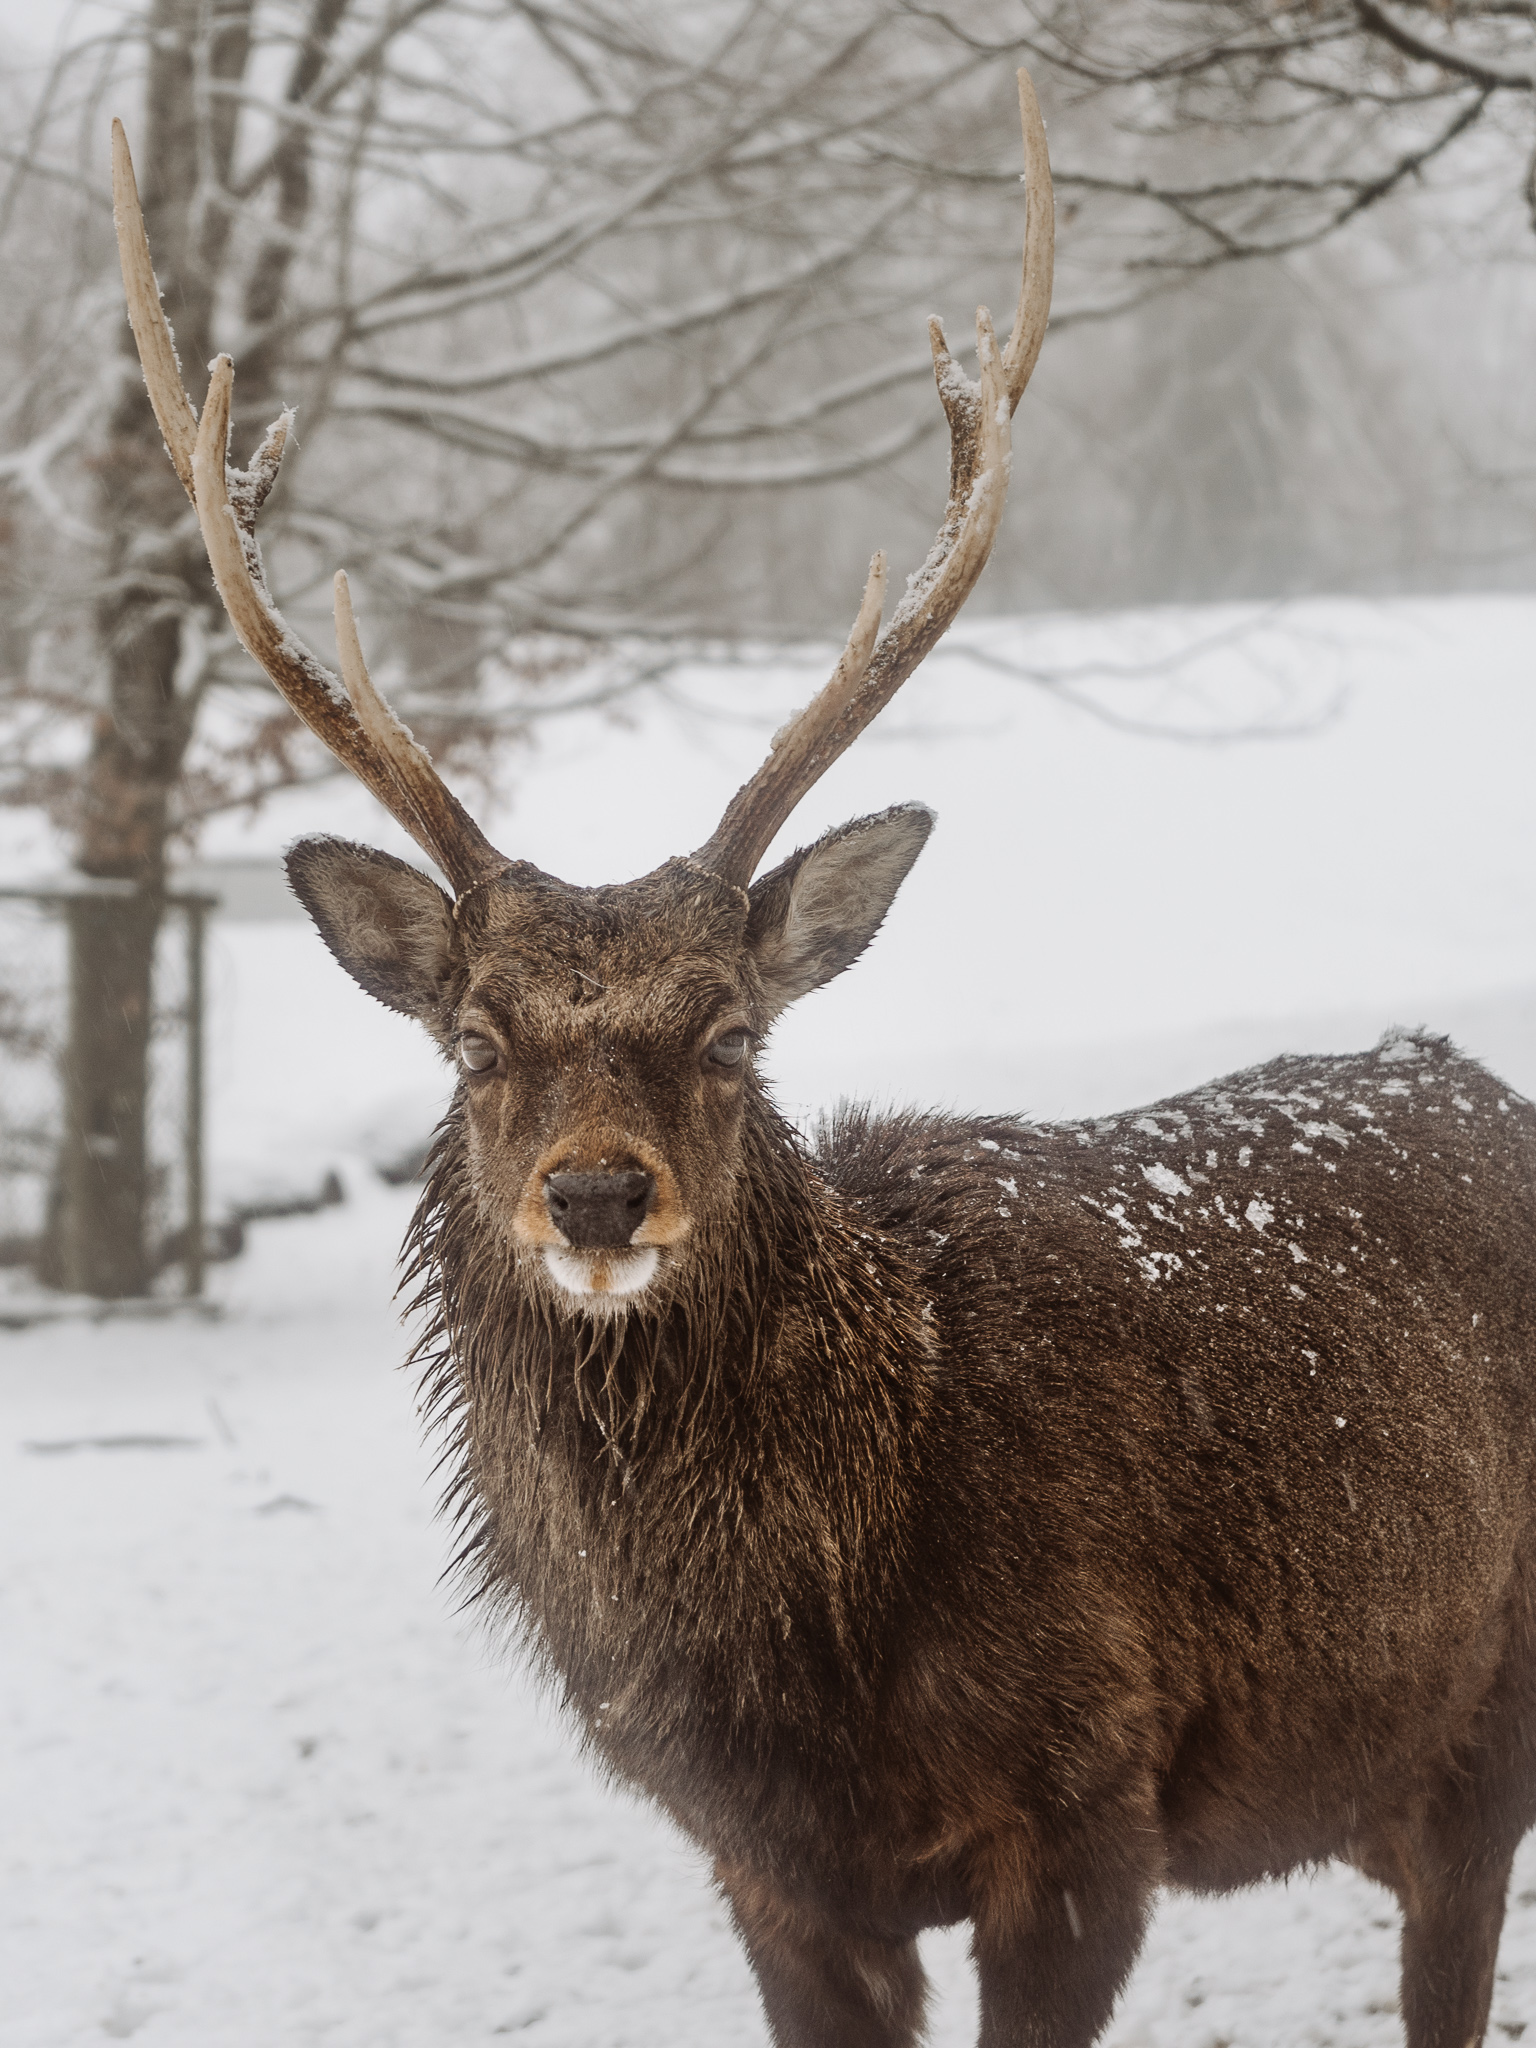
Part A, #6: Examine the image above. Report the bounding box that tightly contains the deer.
[112,70,1536,2048]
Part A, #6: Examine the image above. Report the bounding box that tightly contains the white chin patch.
[544,1245,661,1302]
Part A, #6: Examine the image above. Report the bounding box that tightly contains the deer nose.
[543,1170,656,1249]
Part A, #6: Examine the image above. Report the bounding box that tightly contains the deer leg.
[1362,1743,1527,2045]
[717,1868,927,2048]
[1392,1572,1536,2048]
[1388,1757,1527,2048]
[1397,1834,1515,2048]
[971,1852,1154,2048]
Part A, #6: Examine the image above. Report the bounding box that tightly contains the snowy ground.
[9,1189,1536,2048]
[4,594,1536,2044]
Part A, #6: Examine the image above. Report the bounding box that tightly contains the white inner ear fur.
[335,877,452,980]
[753,807,932,1020]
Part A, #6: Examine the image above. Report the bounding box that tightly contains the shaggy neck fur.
[405,1075,934,1832]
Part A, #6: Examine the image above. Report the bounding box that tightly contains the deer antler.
[111,119,509,898]
[692,68,1054,889]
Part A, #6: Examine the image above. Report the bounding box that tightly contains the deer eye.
[458,1031,499,1074]
[706,1030,749,1071]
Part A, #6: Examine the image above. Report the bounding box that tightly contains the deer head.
[112,75,1053,1316]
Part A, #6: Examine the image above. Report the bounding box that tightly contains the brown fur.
[289,825,1536,2048]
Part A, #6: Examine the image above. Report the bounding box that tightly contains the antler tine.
[693,68,1053,891]
[112,120,509,898]
[112,120,197,504]
[1002,67,1054,411]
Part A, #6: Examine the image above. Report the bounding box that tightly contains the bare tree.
[0,0,1059,1295]
[868,1,1536,602]
[909,1,1536,284]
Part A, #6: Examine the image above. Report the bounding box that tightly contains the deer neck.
[410,1086,933,1712]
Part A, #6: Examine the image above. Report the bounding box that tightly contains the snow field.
[7,1187,1536,2046]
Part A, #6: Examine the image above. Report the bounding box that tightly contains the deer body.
[113,66,1536,2043]
[391,861,1536,2047]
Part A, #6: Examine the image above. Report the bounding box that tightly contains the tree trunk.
[41,0,252,1295]
[40,892,164,1294]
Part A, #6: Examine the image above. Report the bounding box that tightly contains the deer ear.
[285,836,457,1023]
[745,803,934,1021]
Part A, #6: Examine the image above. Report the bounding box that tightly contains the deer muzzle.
[544,1170,656,1249]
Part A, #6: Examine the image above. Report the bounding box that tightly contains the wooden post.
[182,896,208,1299]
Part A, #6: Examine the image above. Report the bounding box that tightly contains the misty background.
[2,0,1533,661]
[1,0,1534,1298]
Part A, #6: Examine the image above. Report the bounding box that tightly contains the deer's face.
[287,805,930,1315]
[446,867,763,1310]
